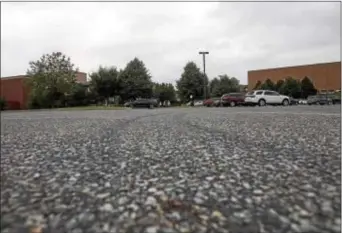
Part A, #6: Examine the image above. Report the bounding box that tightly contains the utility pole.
[199,51,209,100]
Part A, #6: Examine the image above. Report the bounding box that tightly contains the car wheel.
[258,99,266,107]
[282,99,289,106]
[230,101,236,107]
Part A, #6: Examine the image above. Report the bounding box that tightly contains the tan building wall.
[248,61,341,91]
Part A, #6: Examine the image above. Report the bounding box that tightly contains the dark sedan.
[290,98,299,105]
[131,98,159,109]
[307,95,333,105]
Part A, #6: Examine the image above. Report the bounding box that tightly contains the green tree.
[26,52,78,108]
[176,61,208,102]
[0,97,6,110]
[119,58,153,101]
[239,85,248,93]
[253,80,262,90]
[89,66,121,105]
[153,82,176,105]
[209,75,240,97]
[209,77,220,97]
[279,77,301,98]
[260,79,275,90]
[66,83,89,106]
[275,80,285,92]
[300,76,317,98]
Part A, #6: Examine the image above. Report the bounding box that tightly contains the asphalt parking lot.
[1,105,341,233]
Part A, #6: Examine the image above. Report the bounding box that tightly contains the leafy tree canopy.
[209,74,240,97]
[253,80,262,90]
[89,66,121,103]
[260,79,275,91]
[279,77,301,98]
[119,58,153,100]
[153,82,176,104]
[26,52,78,108]
[176,61,208,102]
[300,76,317,98]
[275,79,285,92]
[66,83,89,107]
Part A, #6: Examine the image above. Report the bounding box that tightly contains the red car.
[203,98,221,107]
[221,93,245,107]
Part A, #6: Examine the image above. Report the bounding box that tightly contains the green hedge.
[0,97,6,110]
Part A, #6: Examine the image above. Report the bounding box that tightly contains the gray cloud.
[1,2,340,85]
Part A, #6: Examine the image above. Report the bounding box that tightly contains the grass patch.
[57,105,126,111]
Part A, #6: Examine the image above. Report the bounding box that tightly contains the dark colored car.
[131,98,158,109]
[307,95,333,105]
[307,95,319,105]
[221,93,245,107]
[290,97,299,105]
[203,98,221,107]
[332,98,341,105]
[329,93,341,105]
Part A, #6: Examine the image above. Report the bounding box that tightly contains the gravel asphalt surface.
[1,106,341,233]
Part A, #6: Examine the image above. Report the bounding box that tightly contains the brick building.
[0,72,87,110]
[248,61,341,92]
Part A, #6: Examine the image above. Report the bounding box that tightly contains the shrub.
[0,97,6,110]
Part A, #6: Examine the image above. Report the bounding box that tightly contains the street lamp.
[199,51,209,100]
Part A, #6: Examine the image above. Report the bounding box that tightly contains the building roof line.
[0,75,28,80]
[1,71,87,81]
[248,61,341,73]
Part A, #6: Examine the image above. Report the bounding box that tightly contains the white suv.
[245,90,290,106]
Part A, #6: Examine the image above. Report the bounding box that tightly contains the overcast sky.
[1,2,340,85]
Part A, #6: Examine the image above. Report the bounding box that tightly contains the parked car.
[213,99,221,107]
[329,93,341,105]
[203,98,221,107]
[307,95,319,105]
[298,99,307,105]
[307,94,333,105]
[221,93,245,107]
[332,98,341,105]
[194,100,204,107]
[185,100,203,107]
[124,101,133,107]
[131,98,159,109]
[290,98,299,105]
[244,90,290,106]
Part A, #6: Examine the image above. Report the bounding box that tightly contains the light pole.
[199,51,209,100]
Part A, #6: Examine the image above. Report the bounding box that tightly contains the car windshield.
[246,92,255,95]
